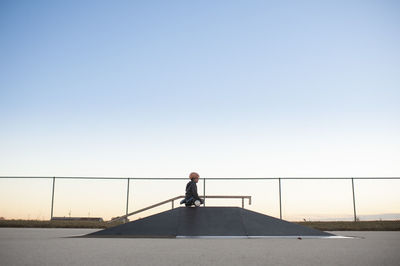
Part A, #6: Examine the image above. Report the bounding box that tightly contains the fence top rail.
[0,176,399,180]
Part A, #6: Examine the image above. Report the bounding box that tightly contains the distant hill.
[292,213,400,222]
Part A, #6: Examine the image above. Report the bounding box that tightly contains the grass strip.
[0,220,399,231]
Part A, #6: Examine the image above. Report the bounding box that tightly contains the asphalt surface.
[0,228,399,266]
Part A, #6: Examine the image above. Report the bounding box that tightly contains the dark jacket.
[185,180,200,201]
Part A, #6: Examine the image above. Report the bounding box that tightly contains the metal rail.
[110,195,252,223]
[0,176,399,180]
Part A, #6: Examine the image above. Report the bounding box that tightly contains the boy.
[180,172,204,207]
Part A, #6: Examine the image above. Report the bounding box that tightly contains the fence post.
[203,178,206,207]
[50,176,55,220]
[279,178,282,219]
[126,178,130,216]
[351,178,357,222]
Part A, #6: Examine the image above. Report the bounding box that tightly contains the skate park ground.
[0,228,399,266]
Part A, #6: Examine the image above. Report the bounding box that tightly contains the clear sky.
[0,1,399,220]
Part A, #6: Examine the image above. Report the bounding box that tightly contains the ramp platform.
[86,207,334,238]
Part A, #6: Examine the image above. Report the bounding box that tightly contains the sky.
[0,0,399,220]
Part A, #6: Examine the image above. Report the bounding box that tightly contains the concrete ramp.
[86,207,334,238]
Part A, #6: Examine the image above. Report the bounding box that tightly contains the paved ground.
[0,228,399,266]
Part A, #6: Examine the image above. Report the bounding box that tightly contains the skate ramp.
[86,207,334,238]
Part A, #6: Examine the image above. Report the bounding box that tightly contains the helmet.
[189,172,200,180]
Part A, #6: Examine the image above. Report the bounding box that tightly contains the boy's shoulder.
[187,180,196,186]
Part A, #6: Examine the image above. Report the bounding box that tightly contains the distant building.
[51,217,103,222]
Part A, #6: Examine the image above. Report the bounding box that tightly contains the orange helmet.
[189,172,200,180]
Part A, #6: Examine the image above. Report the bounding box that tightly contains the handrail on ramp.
[109,195,252,223]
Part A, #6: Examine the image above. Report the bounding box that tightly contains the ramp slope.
[87,207,333,238]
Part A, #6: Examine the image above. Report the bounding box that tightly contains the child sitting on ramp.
[180,172,204,207]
